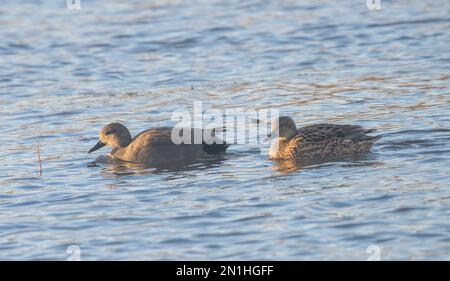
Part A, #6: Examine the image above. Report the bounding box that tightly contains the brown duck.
[88,123,228,164]
[267,116,381,160]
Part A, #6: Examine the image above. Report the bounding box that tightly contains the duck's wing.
[290,124,380,157]
[133,127,229,152]
[297,123,377,143]
[132,127,174,146]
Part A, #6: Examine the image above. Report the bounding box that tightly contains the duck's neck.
[111,136,132,154]
[111,143,129,156]
[111,147,120,155]
[269,138,289,159]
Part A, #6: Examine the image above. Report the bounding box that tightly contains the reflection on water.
[92,154,228,177]
[272,153,381,174]
[1,0,450,260]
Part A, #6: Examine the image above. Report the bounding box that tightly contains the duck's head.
[88,123,132,154]
[268,116,297,141]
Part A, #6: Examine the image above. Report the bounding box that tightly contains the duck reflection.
[272,153,380,174]
[88,154,226,177]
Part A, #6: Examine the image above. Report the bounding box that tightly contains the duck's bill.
[88,140,105,154]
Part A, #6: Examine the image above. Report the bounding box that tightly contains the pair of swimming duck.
[88,116,381,164]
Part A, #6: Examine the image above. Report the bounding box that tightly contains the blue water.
[1,0,449,260]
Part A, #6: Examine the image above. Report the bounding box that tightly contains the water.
[1,0,449,260]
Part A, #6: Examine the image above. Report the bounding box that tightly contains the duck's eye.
[105,130,115,135]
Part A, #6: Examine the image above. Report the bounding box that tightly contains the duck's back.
[279,124,380,159]
[114,127,228,164]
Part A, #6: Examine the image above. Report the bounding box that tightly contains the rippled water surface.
[1,0,450,260]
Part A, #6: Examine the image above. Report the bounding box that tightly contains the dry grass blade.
[36,142,42,176]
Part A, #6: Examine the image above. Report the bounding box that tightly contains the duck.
[88,123,228,164]
[267,116,381,160]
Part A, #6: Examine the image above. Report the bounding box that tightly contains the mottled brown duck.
[268,116,381,160]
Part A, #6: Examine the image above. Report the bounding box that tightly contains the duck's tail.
[350,132,382,152]
[202,142,230,154]
[201,127,230,154]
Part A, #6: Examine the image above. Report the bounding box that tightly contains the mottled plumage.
[269,117,381,160]
[89,123,228,164]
